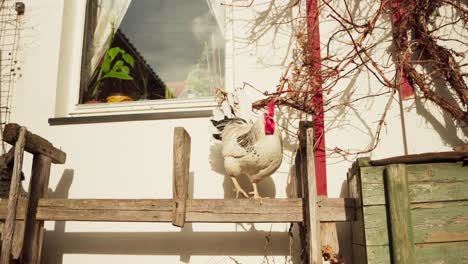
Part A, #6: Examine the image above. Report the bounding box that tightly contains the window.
[80,0,225,104]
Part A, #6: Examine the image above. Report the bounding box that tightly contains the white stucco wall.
[5,0,467,263]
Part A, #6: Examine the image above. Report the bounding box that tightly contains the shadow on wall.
[42,169,75,264]
[41,170,290,263]
[414,97,467,148]
[413,93,467,149]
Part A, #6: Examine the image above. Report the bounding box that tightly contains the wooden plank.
[3,123,66,164]
[355,200,468,246]
[352,244,392,264]
[293,148,308,262]
[293,151,303,199]
[320,222,338,261]
[351,244,366,264]
[0,127,26,264]
[12,196,28,259]
[363,205,390,246]
[172,127,190,227]
[347,166,362,209]
[371,151,468,166]
[360,166,387,206]
[366,245,391,264]
[44,198,303,222]
[415,241,468,263]
[351,207,365,246]
[0,197,356,223]
[12,219,26,259]
[317,196,355,222]
[411,200,468,243]
[347,157,371,206]
[296,124,308,261]
[0,198,302,222]
[22,154,52,264]
[407,162,468,203]
[357,235,468,263]
[360,162,468,206]
[37,227,45,263]
[302,123,321,264]
[385,164,415,264]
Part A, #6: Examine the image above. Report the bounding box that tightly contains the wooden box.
[348,156,468,264]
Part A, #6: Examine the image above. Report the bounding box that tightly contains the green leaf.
[107,47,121,60]
[101,58,111,73]
[112,60,124,71]
[122,53,135,68]
[102,71,133,80]
[122,65,130,74]
[101,47,122,73]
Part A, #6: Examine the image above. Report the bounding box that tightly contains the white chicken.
[212,99,283,199]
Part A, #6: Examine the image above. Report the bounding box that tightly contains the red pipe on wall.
[306,0,327,195]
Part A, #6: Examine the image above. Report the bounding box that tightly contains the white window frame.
[54,0,234,118]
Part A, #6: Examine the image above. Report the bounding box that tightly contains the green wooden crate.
[348,157,468,264]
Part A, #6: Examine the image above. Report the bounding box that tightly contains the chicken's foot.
[249,182,262,199]
[231,176,249,198]
[249,183,266,204]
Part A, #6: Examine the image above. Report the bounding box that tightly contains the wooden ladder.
[0,121,354,264]
[0,124,66,264]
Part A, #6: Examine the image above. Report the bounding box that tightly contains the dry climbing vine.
[223,0,467,157]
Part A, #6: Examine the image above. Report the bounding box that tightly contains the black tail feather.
[212,133,222,140]
[211,116,247,140]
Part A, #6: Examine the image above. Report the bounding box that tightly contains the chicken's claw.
[249,192,262,199]
[231,176,249,198]
[250,183,264,204]
[236,188,249,199]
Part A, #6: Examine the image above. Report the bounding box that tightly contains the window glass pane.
[80,0,225,104]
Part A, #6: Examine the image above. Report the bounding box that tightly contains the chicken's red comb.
[267,100,275,117]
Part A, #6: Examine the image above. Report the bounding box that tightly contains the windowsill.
[50,97,216,125]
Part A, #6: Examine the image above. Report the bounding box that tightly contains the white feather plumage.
[211,92,283,199]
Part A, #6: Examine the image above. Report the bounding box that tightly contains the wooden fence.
[0,122,354,263]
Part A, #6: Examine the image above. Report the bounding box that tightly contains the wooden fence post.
[22,154,52,264]
[299,121,321,264]
[0,127,26,264]
[385,164,415,264]
[172,127,191,228]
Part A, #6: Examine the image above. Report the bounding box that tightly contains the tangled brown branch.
[394,0,468,124]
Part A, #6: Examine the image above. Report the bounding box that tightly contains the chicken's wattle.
[265,115,275,135]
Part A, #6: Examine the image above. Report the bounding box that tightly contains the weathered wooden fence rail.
[0,122,353,263]
[0,197,354,223]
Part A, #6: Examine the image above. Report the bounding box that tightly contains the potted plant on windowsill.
[88,46,136,103]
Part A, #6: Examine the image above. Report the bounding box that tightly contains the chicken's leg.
[231,176,249,198]
[250,182,262,199]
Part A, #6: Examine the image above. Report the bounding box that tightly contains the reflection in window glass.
[80,0,225,104]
